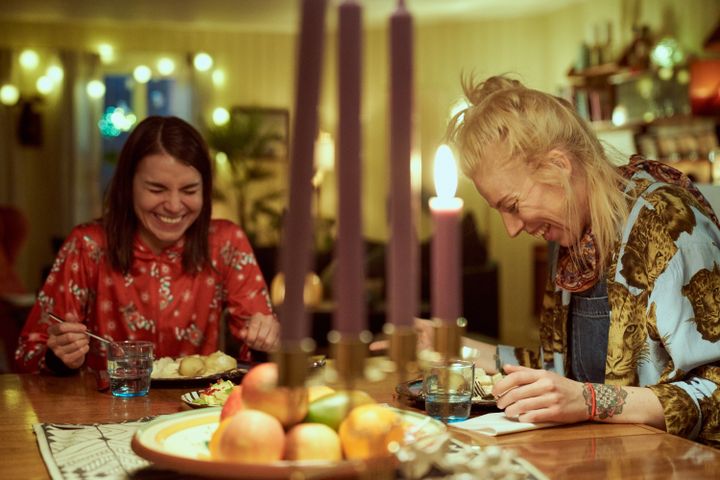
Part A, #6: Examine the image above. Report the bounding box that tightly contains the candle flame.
[433,144,458,199]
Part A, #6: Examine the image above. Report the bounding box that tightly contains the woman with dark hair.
[16,116,278,374]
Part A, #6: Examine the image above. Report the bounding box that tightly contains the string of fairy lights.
[0,44,233,138]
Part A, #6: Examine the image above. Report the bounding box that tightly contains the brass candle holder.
[385,323,417,383]
[272,338,315,387]
[433,316,467,360]
[329,332,368,385]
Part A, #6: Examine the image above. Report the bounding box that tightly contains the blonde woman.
[448,75,720,447]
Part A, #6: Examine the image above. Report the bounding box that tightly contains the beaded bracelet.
[585,382,597,421]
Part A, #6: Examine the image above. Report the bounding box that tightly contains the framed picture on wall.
[207,107,290,246]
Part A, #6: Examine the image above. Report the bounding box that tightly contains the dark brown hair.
[103,116,213,274]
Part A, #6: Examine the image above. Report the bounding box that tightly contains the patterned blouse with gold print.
[497,158,720,447]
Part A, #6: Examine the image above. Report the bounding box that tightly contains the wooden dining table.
[1,368,719,479]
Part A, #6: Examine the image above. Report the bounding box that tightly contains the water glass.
[423,359,474,423]
[107,341,154,397]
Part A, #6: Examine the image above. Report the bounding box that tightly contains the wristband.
[585,382,596,421]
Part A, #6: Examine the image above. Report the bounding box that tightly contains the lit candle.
[279,0,328,343]
[430,144,463,323]
[335,0,365,336]
[388,0,416,328]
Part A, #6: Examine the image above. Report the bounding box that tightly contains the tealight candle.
[429,144,463,323]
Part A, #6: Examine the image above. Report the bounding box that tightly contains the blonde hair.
[446,74,628,269]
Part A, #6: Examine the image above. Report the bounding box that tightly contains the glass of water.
[107,341,154,397]
[423,359,474,423]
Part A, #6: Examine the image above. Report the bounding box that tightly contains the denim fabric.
[567,279,610,383]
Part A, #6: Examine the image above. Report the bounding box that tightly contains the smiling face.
[470,146,589,247]
[132,152,203,253]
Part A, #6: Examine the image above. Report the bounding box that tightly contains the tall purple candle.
[279,0,328,343]
[430,145,463,322]
[335,0,365,336]
[388,0,416,328]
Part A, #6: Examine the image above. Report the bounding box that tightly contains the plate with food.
[151,351,249,385]
[131,405,445,479]
[179,355,328,407]
[396,368,502,409]
[181,379,237,408]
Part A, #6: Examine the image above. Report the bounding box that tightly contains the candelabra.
[433,317,467,360]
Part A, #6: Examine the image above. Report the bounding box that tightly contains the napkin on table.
[451,412,559,436]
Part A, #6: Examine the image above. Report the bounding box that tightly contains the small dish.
[180,390,207,409]
[396,378,498,408]
[180,379,235,408]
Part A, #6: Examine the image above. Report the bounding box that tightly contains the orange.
[208,417,233,459]
[209,409,286,463]
[284,423,342,461]
[338,404,405,460]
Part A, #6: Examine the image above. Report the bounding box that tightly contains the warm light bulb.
[212,69,225,87]
[676,69,690,85]
[97,43,115,64]
[215,151,229,166]
[46,65,64,83]
[314,131,335,171]
[86,80,106,99]
[449,97,470,122]
[193,52,213,72]
[411,149,422,194]
[658,67,673,81]
[433,144,458,199]
[0,84,19,106]
[212,107,230,126]
[133,65,152,83]
[36,76,53,95]
[611,105,628,126]
[19,50,39,70]
[157,57,175,76]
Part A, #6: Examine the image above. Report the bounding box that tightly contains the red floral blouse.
[15,219,273,373]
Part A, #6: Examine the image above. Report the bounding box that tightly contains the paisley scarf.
[554,155,719,292]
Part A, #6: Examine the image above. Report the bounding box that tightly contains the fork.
[473,378,492,399]
[47,312,118,349]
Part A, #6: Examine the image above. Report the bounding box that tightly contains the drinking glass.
[423,359,474,423]
[107,341,154,397]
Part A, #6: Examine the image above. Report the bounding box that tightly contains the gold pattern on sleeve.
[681,265,720,342]
[606,282,649,385]
[648,383,699,439]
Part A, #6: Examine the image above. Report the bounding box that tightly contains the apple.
[305,390,375,431]
[210,409,285,463]
[307,384,335,403]
[220,385,244,421]
[241,362,308,427]
[284,423,342,461]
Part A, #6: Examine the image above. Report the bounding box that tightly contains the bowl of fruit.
[132,362,445,478]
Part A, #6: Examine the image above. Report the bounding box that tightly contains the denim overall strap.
[567,277,610,384]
